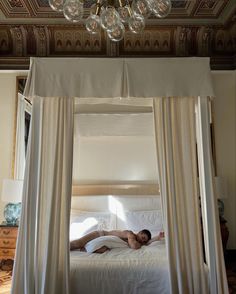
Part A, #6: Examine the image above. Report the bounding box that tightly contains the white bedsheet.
[70,242,170,294]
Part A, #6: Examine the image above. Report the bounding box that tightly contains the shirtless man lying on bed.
[70,229,152,253]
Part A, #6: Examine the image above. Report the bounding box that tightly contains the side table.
[0,224,18,271]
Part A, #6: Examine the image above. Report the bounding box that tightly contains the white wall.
[73,136,158,184]
[0,73,19,222]
[212,71,236,249]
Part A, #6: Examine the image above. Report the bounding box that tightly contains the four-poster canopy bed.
[11,57,228,294]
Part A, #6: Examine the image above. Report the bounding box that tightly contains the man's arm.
[127,231,141,249]
[147,231,165,245]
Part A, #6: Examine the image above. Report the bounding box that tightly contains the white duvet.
[70,241,170,294]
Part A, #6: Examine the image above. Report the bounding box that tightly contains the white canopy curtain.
[12,96,74,294]
[12,57,228,294]
[153,97,208,293]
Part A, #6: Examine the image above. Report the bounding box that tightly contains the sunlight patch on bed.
[70,218,98,240]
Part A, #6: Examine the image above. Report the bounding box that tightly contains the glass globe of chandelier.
[49,0,172,42]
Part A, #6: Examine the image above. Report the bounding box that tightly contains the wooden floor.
[0,271,11,294]
[226,257,236,294]
[0,284,11,294]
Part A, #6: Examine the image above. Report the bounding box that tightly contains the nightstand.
[0,224,18,271]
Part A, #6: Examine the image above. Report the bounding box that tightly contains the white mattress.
[70,242,170,294]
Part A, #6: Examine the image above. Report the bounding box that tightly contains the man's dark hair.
[141,229,151,241]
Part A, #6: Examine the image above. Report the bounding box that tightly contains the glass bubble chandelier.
[49,0,172,42]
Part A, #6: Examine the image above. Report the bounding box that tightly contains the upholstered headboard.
[71,195,162,212]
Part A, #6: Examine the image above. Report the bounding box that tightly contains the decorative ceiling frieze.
[0,22,235,68]
[48,26,107,55]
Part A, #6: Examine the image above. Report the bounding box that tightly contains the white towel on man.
[85,236,129,253]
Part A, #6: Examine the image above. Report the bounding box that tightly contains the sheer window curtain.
[14,94,32,180]
[153,97,209,294]
[11,96,74,294]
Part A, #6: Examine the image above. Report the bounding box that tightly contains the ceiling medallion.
[49,0,172,42]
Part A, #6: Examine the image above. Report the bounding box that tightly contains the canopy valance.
[24,57,214,99]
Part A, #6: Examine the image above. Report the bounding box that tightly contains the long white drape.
[196,97,229,294]
[153,97,209,294]
[11,96,74,294]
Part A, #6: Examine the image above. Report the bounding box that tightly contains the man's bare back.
[103,230,143,249]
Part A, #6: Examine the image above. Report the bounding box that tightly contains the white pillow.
[70,210,115,241]
[116,210,163,237]
[85,236,128,253]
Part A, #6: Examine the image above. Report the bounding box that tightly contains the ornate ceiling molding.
[0,0,235,70]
